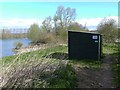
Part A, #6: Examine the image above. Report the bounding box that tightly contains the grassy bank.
[1,43,119,88]
[1,45,77,88]
[1,45,102,88]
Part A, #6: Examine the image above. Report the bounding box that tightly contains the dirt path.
[75,54,116,88]
[98,54,115,88]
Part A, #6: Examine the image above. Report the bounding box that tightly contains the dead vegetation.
[1,54,68,88]
[1,45,76,88]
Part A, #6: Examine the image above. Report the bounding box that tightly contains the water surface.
[0,38,31,58]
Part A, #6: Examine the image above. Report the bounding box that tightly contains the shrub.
[14,41,23,49]
[28,23,40,43]
[36,31,56,44]
[57,29,68,44]
[28,23,57,45]
[97,18,117,43]
[45,32,57,43]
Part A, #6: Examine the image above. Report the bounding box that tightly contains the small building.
[68,30,102,60]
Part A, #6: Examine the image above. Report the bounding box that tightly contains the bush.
[35,31,56,44]
[97,18,117,43]
[28,23,57,45]
[57,29,68,44]
[14,41,23,49]
[45,32,57,43]
[28,23,40,43]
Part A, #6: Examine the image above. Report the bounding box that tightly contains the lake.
[0,38,31,58]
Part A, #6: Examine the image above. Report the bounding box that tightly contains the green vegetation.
[27,7,118,46]
[28,24,56,44]
[103,43,118,55]
[48,64,77,88]
[97,19,119,87]
[28,23,40,43]
[1,45,67,65]
[97,18,118,43]
[102,43,119,87]
[2,42,119,88]
[113,60,120,87]
[112,48,120,87]
[1,45,103,88]
[1,45,77,88]
[70,60,102,70]
[14,41,23,49]
[1,5,119,88]
[28,6,87,45]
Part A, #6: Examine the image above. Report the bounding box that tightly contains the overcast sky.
[0,1,118,30]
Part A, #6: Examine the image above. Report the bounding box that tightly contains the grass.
[113,62,120,87]
[43,64,77,88]
[1,44,103,88]
[1,45,77,88]
[70,60,102,70]
[103,43,118,55]
[102,43,119,87]
[112,50,120,87]
[1,45,67,65]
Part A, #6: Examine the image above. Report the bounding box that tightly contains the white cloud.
[0,18,43,28]
[76,18,102,26]
[0,16,118,30]
[76,16,118,30]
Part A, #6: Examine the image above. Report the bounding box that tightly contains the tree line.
[1,5,118,44]
[28,6,118,44]
[0,29,28,39]
[28,6,88,44]
[97,18,118,43]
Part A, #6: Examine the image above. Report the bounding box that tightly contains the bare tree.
[53,6,76,31]
[42,16,52,32]
[67,22,85,30]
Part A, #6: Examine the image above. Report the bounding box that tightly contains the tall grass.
[1,45,77,88]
